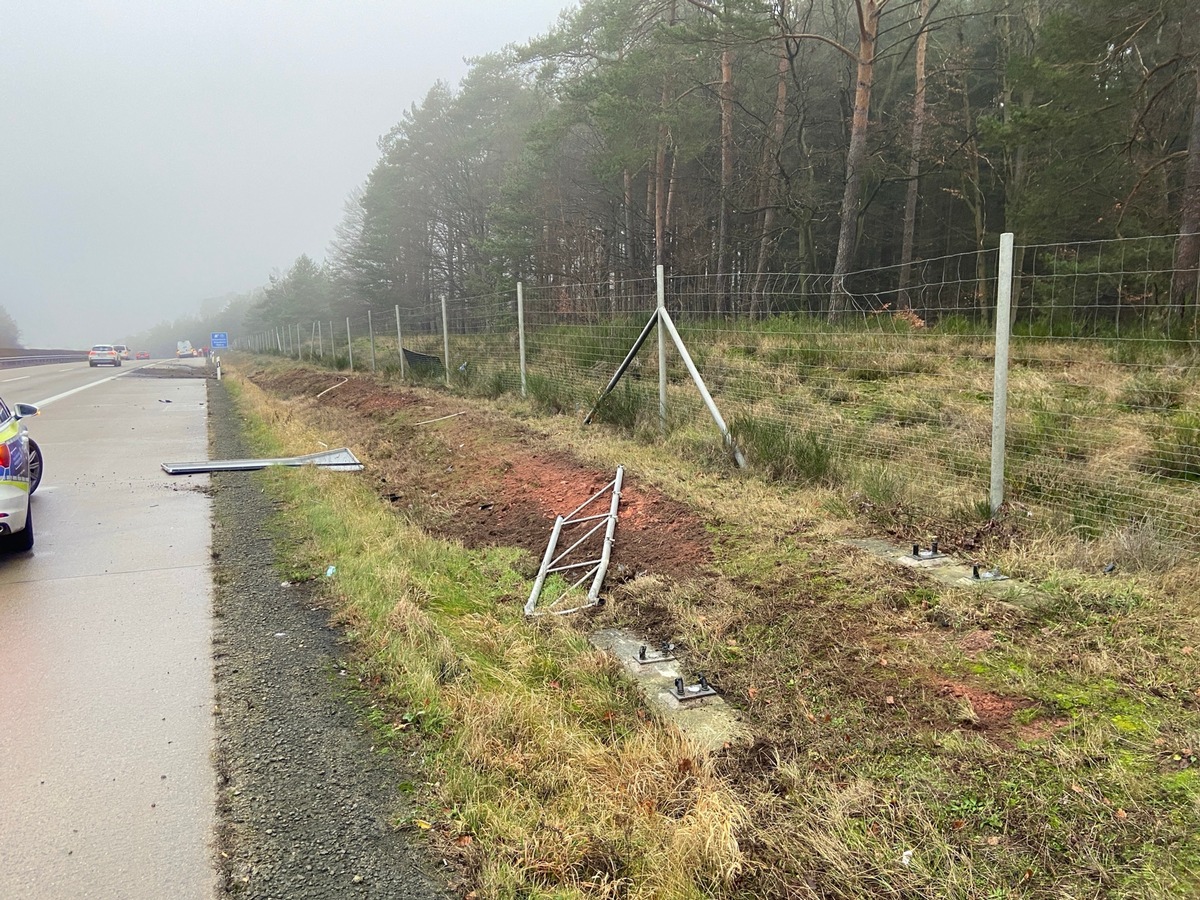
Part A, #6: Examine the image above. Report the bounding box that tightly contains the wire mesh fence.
[237,232,1200,555]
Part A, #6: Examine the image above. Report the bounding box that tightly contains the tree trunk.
[751,2,791,319]
[955,60,987,316]
[623,168,636,275]
[897,0,929,310]
[716,43,735,316]
[654,2,678,272]
[1172,67,1200,317]
[830,0,881,319]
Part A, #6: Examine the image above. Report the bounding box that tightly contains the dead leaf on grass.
[455,835,474,847]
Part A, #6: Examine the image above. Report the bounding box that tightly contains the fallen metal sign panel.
[162,448,363,475]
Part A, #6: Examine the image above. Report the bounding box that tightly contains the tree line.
[234,0,1198,335]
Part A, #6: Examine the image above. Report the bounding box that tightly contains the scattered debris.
[315,377,350,400]
[325,565,336,577]
[413,411,466,427]
[161,448,364,475]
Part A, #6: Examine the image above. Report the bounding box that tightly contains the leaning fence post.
[657,265,667,434]
[368,309,376,372]
[517,282,528,397]
[441,294,451,387]
[991,232,1014,515]
[394,304,405,380]
[346,316,354,371]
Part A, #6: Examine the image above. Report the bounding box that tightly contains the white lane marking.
[2,375,30,382]
[34,365,150,407]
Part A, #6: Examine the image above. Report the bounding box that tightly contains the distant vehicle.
[136,350,150,360]
[88,344,121,367]
[176,340,193,358]
[0,396,42,552]
[113,344,131,360]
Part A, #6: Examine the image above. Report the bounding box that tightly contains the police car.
[0,397,42,552]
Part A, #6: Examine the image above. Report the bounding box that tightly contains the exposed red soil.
[935,678,1032,732]
[251,369,713,586]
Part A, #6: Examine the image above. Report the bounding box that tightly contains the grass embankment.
[225,361,1200,899]
[224,375,747,900]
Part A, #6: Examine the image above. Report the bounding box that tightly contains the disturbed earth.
[207,364,1042,896]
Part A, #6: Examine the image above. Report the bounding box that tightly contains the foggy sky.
[1,1,569,349]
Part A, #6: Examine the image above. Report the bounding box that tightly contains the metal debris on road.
[161,448,364,475]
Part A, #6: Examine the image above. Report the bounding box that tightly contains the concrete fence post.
[991,232,1015,515]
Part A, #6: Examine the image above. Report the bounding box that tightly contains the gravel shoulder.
[207,378,452,900]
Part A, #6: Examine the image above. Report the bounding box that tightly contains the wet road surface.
[0,360,217,898]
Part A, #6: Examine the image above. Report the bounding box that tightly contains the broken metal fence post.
[658,309,747,469]
[524,516,565,616]
[588,465,624,602]
[394,304,405,379]
[657,265,667,434]
[517,282,528,397]
[525,466,624,616]
[346,316,354,371]
[441,294,451,387]
[991,232,1014,515]
[368,309,377,372]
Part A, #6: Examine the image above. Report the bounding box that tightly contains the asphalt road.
[0,358,218,899]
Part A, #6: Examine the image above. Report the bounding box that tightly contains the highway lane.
[0,358,217,898]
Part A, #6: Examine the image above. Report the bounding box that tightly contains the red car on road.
[136,351,150,360]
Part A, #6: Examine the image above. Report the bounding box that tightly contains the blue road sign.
[210,332,229,349]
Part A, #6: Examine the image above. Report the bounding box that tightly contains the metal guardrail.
[0,354,88,369]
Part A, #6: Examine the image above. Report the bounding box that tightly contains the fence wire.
[240,233,1200,555]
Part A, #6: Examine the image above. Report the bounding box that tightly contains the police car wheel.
[2,499,33,553]
[28,439,42,495]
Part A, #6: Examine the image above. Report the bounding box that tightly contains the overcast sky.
[1,1,570,348]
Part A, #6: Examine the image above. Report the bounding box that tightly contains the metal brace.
[910,540,946,561]
[971,563,1009,582]
[635,642,677,665]
[672,674,718,702]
